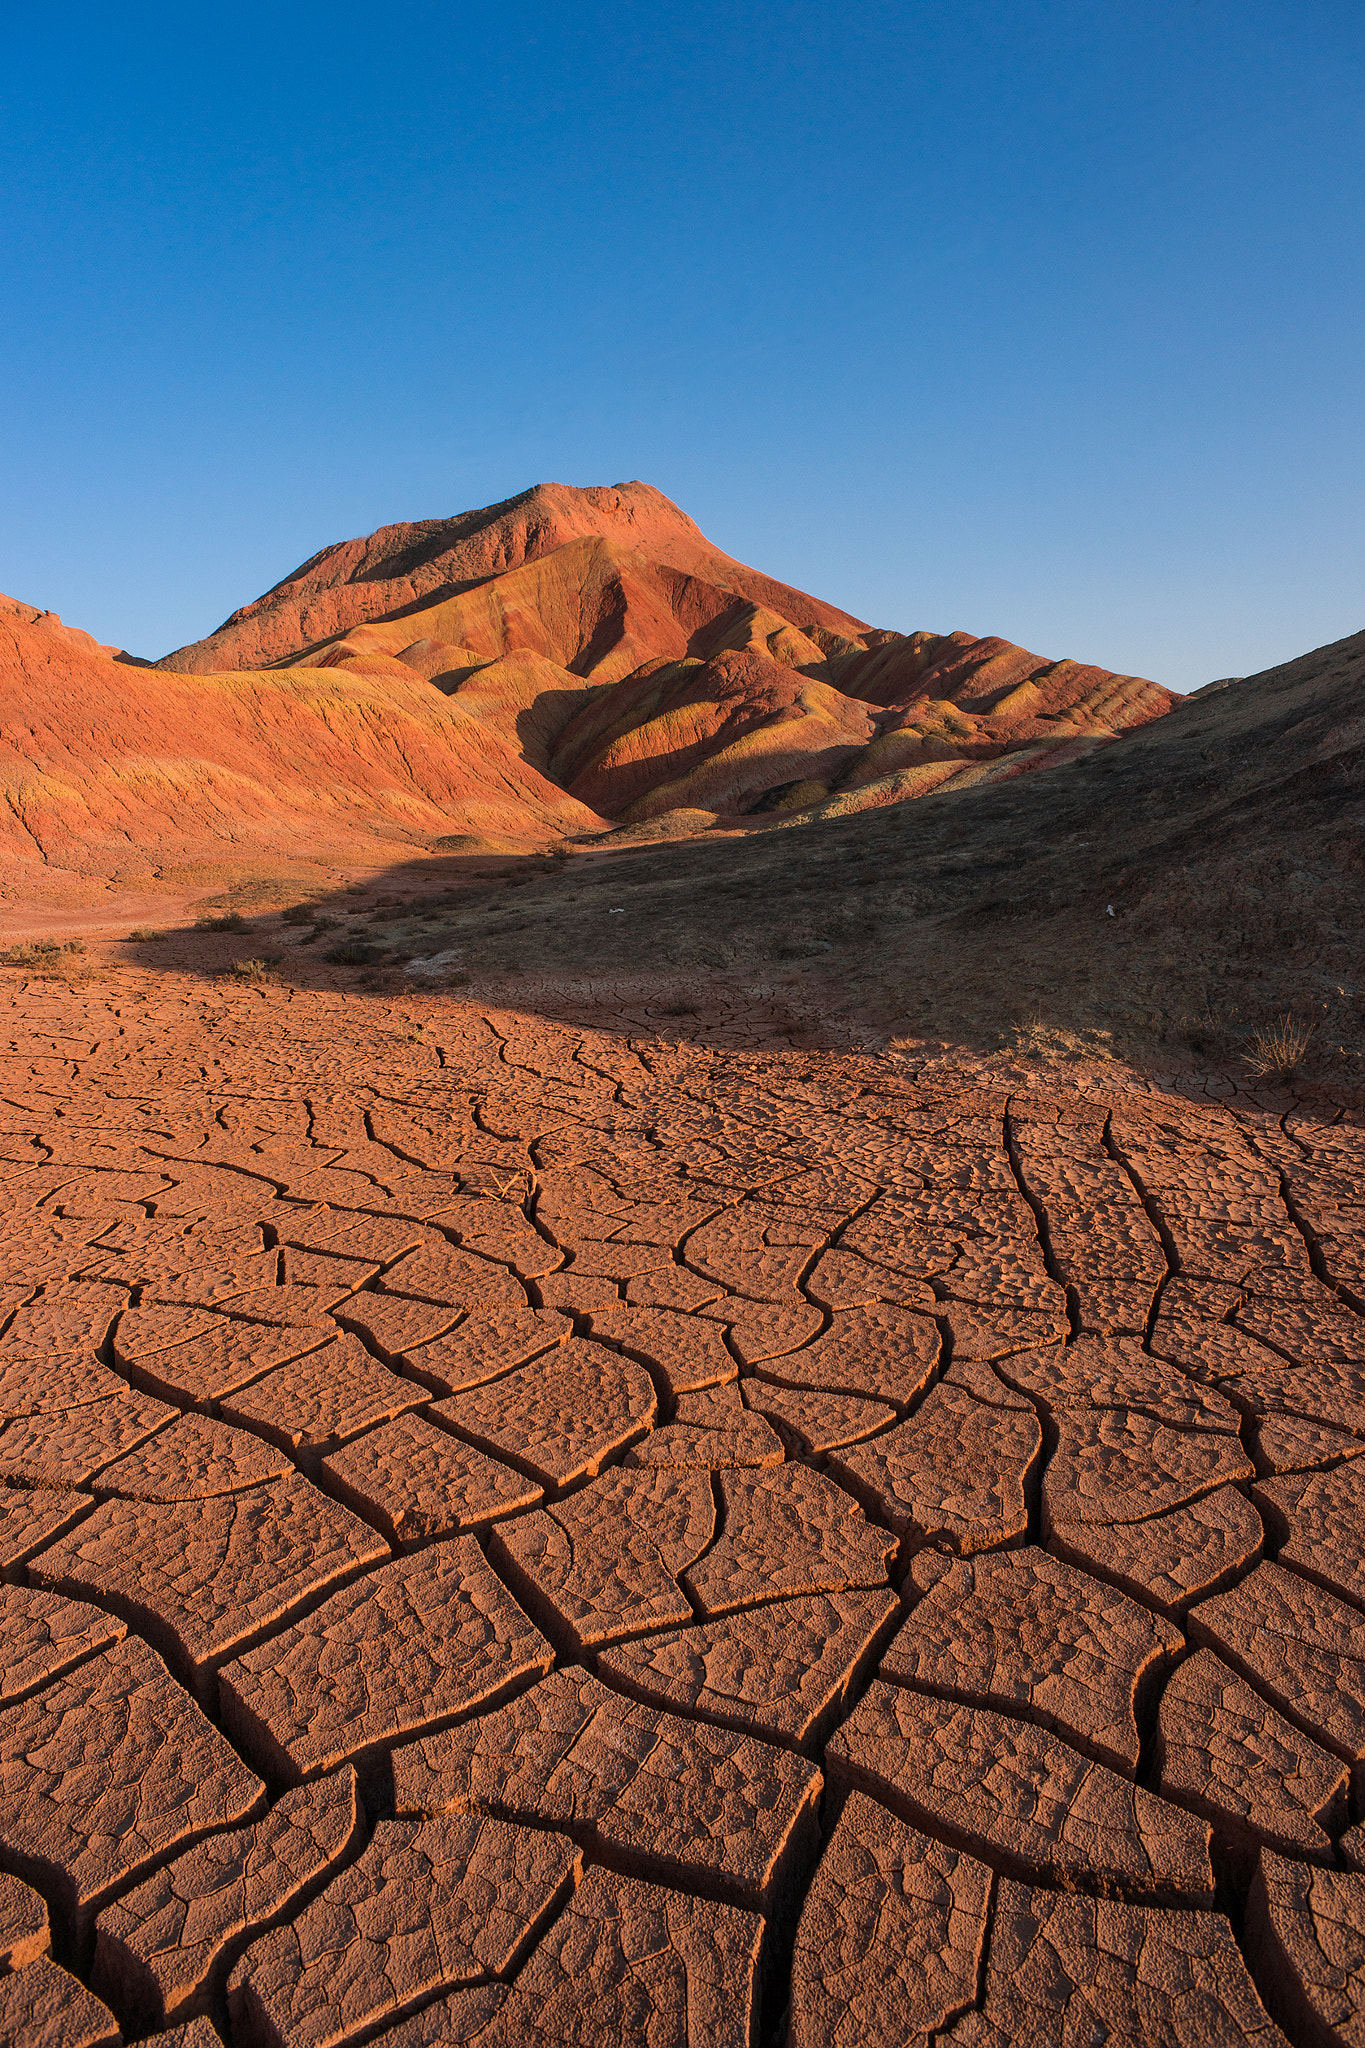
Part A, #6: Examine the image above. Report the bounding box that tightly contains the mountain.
[159,481,1175,831]
[0,484,1175,912]
[159,481,870,673]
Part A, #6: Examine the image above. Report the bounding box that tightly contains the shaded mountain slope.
[354,625,1364,1074]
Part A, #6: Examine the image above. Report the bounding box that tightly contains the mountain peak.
[161,480,862,674]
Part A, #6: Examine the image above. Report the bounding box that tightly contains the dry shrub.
[127,927,166,942]
[196,912,251,934]
[223,956,282,984]
[1009,1018,1116,1063]
[1242,1014,1314,1079]
[0,938,86,972]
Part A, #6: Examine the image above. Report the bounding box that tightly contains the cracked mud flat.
[0,974,1363,2047]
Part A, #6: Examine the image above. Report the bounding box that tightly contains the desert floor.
[0,960,1363,2046]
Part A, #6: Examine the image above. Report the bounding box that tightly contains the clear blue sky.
[2,1,1362,690]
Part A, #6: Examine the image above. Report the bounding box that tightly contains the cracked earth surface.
[0,976,1364,2047]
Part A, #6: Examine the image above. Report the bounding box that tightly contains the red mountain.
[0,483,1175,912]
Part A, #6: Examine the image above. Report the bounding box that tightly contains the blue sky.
[2,1,1362,690]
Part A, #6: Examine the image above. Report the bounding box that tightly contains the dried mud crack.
[0,974,1362,2047]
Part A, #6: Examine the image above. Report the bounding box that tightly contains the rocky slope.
[0,594,603,909]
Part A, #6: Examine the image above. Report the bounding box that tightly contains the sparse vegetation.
[279,903,322,926]
[1242,1014,1314,1079]
[0,938,85,971]
[127,927,167,942]
[196,912,250,934]
[325,939,380,966]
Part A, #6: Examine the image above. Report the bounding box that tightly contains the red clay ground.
[1,965,1363,2046]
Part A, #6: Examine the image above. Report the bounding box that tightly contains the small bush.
[223,956,283,983]
[196,912,250,934]
[127,927,167,942]
[1242,1015,1314,1079]
[325,939,380,966]
[0,938,85,969]
[279,903,322,926]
